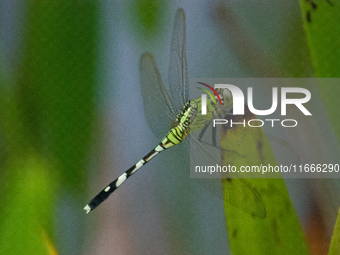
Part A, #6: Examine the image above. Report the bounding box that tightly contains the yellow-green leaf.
[221,110,309,254]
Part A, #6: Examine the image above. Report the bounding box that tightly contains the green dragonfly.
[84,8,266,218]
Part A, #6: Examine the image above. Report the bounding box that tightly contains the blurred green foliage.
[299,0,340,142]
[0,1,99,254]
[129,0,168,41]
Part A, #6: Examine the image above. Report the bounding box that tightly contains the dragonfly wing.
[140,53,177,139]
[193,176,266,219]
[222,178,266,218]
[168,8,188,110]
[188,131,267,218]
[190,106,299,218]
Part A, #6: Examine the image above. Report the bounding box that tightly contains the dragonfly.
[84,8,266,218]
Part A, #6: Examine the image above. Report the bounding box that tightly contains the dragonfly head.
[216,88,233,109]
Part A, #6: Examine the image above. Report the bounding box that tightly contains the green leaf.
[299,0,340,142]
[329,208,340,255]
[0,154,56,255]
[299,0,340,77]
[221,110,309,254]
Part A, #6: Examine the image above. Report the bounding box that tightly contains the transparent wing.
[139,53,177,139]
[188,131,268,219]
[188,106,300,218]
[192,177,266,219]
[170,124,266,219]
[168,8,188,110]
[139,8,187,139]
[222,178,266,218]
